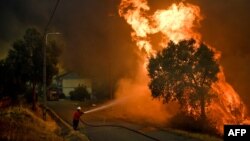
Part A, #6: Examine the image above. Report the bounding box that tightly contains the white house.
[56,72,92,98]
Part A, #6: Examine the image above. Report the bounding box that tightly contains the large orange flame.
[210,69,250,133]
[118,0,249,134]
[119,0,202,55]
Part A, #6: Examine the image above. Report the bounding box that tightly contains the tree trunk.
[32,82,36,110]
[200,92,206,121]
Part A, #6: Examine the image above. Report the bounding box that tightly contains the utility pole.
[43,32,61,120]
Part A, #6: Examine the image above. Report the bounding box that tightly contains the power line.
[43,0,61,38]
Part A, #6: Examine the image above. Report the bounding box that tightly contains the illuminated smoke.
[113,64,177,125]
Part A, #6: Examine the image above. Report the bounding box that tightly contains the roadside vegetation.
[0,27,64,140]
[0,106,63,141]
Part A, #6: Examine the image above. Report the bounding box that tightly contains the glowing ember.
[119,0,249,134]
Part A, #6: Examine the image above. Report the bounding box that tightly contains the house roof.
[56,72,83,80]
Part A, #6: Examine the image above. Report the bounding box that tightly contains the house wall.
[62,79,92,97]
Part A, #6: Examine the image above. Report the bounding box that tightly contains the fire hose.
[80,118,160,141]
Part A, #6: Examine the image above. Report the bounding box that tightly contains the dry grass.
[0,106,64,141]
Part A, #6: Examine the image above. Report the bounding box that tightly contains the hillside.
[0,106,64,141]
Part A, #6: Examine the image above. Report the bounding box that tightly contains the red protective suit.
[73,110,83,120]
[72,110,83,130]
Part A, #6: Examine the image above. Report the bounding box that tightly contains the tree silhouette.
[1,28,61,109]
[148,39,220,120]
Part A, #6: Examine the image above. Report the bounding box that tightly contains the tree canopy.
[0,28,61,106]
[148,39,220,119]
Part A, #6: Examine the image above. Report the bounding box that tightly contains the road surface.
[47,100,199,141]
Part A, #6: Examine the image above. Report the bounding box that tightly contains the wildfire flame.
[119,0,202,55]
[119,0,249,134]
[211,69,249,133]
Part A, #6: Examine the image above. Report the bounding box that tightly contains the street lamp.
[43,32,61,120]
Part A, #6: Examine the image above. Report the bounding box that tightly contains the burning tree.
[148,39,220,120]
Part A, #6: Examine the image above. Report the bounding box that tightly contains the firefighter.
[72,106,84,130]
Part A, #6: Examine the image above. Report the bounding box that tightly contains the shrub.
[69,85,90,101]
[58,93,66,99]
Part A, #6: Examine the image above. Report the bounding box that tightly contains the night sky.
[0,0,249,108]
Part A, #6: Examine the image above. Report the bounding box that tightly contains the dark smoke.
[0,0,250,108]
[0,0,140,97]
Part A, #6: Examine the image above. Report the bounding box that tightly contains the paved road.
[48,100,199,141]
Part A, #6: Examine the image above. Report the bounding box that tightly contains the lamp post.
[43,32,61,120]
